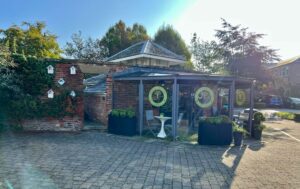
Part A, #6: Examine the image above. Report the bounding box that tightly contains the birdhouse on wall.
[70,90,76,97]
[47,89,54,98]
[47,65,54,74]
[58,78,65,85]
[70,66,77,75]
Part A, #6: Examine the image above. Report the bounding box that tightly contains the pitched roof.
[270,55,300,69]
[105,40,186,64]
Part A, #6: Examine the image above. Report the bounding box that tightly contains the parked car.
[286,97,300,109]
[265,95,283,107]
[238,108,260,121]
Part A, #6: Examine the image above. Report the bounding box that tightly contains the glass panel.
[176,81,231,142]
[143,80,173,138]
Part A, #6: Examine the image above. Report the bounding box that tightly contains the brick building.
[83,40,254,138]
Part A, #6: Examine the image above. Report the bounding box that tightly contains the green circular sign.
[148,86,168,107]
[195,87,215,108]
[236,89,246,106]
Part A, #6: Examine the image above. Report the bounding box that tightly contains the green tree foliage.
[0,22,62,58]
[64,31,108,61]
[190,33,223,73]
[191,19,279,80]
[215,19,279,80]
[154,24,191,61]
[100,20,149,56]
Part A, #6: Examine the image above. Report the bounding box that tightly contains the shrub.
[110,108,136,118]
[200,115,231,124]
[232,122,247,136]
[275,112,295,120]
[253,124,266,131]
[294,114,300,122]
[254,112,265,122]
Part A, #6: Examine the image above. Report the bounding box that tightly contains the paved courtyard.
[0,120,300,189]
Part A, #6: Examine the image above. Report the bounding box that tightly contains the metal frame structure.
[113,68,255,139]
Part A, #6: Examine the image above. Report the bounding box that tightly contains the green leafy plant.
[110,108,136,118]
[232,122,248,135]
[294,114,300,122]
[253,124,266,131]
[200,115,231,124]
[254,112,265,122]
[275,112,295,120]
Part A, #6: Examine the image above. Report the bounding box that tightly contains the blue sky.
[1,0,299,60]
[0,0,191,46]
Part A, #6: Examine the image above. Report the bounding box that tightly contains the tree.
[154,25,191,61]
[100,20,149,56]
[190,33,223,73]
[64,31,108,61]
[0,21,62,58]
[215,19,279,80]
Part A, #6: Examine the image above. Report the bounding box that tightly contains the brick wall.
[22,63,85,132]
[84,93,106,124]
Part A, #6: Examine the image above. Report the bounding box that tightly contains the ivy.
[3,54,80,120]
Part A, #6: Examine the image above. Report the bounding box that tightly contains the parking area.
[0,120,300,189]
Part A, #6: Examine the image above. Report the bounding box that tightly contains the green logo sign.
[195,87,214,108]
[148,86,168,107]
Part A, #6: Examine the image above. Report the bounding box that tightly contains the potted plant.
[108,108,137,136]
[232,122,247,146]
[251,112,265,137]
[198,115,232,145]
[252,124,266,140]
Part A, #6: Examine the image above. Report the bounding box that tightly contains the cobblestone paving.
[0,121,300,189]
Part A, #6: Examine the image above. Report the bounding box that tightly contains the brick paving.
[0,120,299,189]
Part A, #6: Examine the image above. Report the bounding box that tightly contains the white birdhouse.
[47,65,54,74]
[47,89,54,98]
[70,66,77,75]
[70,90,76,97]
[58,78,65,85]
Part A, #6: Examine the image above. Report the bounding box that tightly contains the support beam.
[248,81,255,134]
[172,78,178,139]
[229,80,235,120]
[138,80,144,136]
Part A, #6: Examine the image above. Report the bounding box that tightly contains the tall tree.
[154,25,191,61]
[100,20,149,56]
[190,33,223,73]
[215,19,279,80]
[64,31,108,61]
[0,22,62,58]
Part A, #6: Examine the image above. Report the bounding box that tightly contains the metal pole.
[229,80,235,120]
[139,80,144,136]
[248,81,255,135]
[172,78,178,139]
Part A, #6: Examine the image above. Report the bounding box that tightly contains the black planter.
[253,129,262,140]
[198,122,232,145]
[108,114,137,136]
[233,132,243,146]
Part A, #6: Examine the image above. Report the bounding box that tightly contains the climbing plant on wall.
[4,54,80,120]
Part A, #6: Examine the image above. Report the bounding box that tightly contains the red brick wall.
[84,93,106,124]
[22,63,85,132]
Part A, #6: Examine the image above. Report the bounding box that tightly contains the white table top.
[154,116,172,122]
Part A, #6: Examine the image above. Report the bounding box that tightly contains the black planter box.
[233,132,243,146]
[108,114,137,136]
[198,122,232,145]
